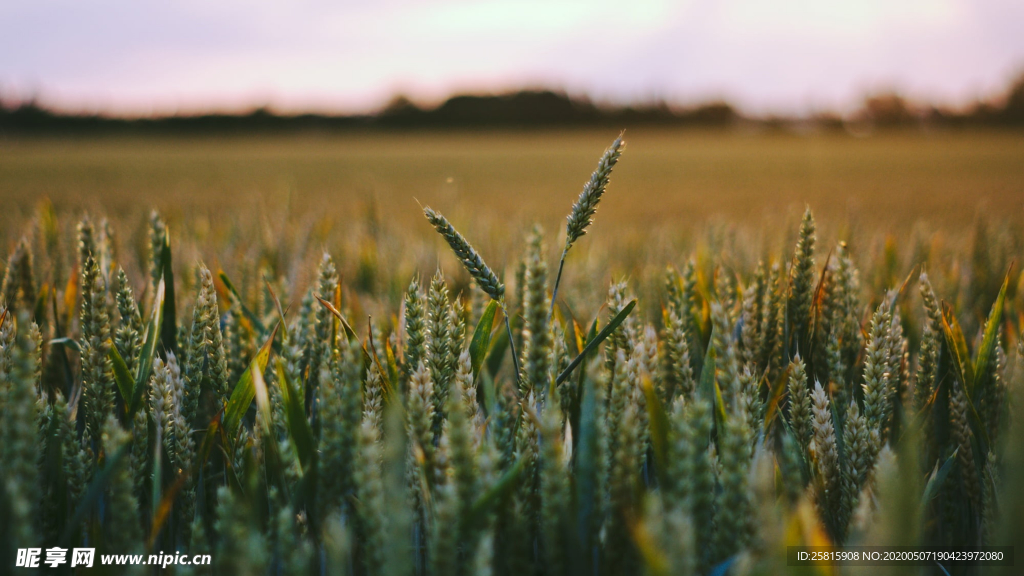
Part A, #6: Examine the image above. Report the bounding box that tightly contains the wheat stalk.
[2,152,1020,572]
[423,205,521,383]
[549,132,625,322]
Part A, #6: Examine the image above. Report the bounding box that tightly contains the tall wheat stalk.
[423,206,522,383]
[548,133,625,323]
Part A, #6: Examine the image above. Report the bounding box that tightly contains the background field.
[2,128,1024,576]
[3,129,1022,315]
[3,129,1022,233]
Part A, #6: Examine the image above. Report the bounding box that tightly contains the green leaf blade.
[556,299,636,385]
[275,358,317,470]
[108,345,134,411]
[641,375,669,487]
[469,300,499,382]
[158,234,177,356]
[973,268,1011,397]
[129,277,165,417]
[223,324,278,441]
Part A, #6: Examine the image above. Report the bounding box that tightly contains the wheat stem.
[503,302,523,385]
[547,245,569,326]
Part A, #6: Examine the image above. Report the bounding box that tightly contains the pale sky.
[2,0,1023,116]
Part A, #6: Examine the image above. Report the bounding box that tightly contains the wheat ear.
[549,132,625,323]
[423,206,521,383]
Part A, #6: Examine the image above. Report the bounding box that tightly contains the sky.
[2,0,1023,116]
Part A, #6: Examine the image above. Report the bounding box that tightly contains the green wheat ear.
[549,133,625,321]
[423,205,521,381]
[564,132,625,250]
[423,206,504,301]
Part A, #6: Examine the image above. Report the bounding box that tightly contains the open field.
[1,129,1023,574]
[4,129,1022,313]
[2,129,1023,235]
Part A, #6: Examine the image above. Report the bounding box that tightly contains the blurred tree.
[1002,72,1024,125]
[860,92,919,127]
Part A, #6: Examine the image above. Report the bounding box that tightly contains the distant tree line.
[850,74,1024,128]
[1,73,1022,135]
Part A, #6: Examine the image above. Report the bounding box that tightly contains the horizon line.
[3,68,1023,121]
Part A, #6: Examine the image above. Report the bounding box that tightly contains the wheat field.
[2,130,1022,228]
[1,130,1023,575]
